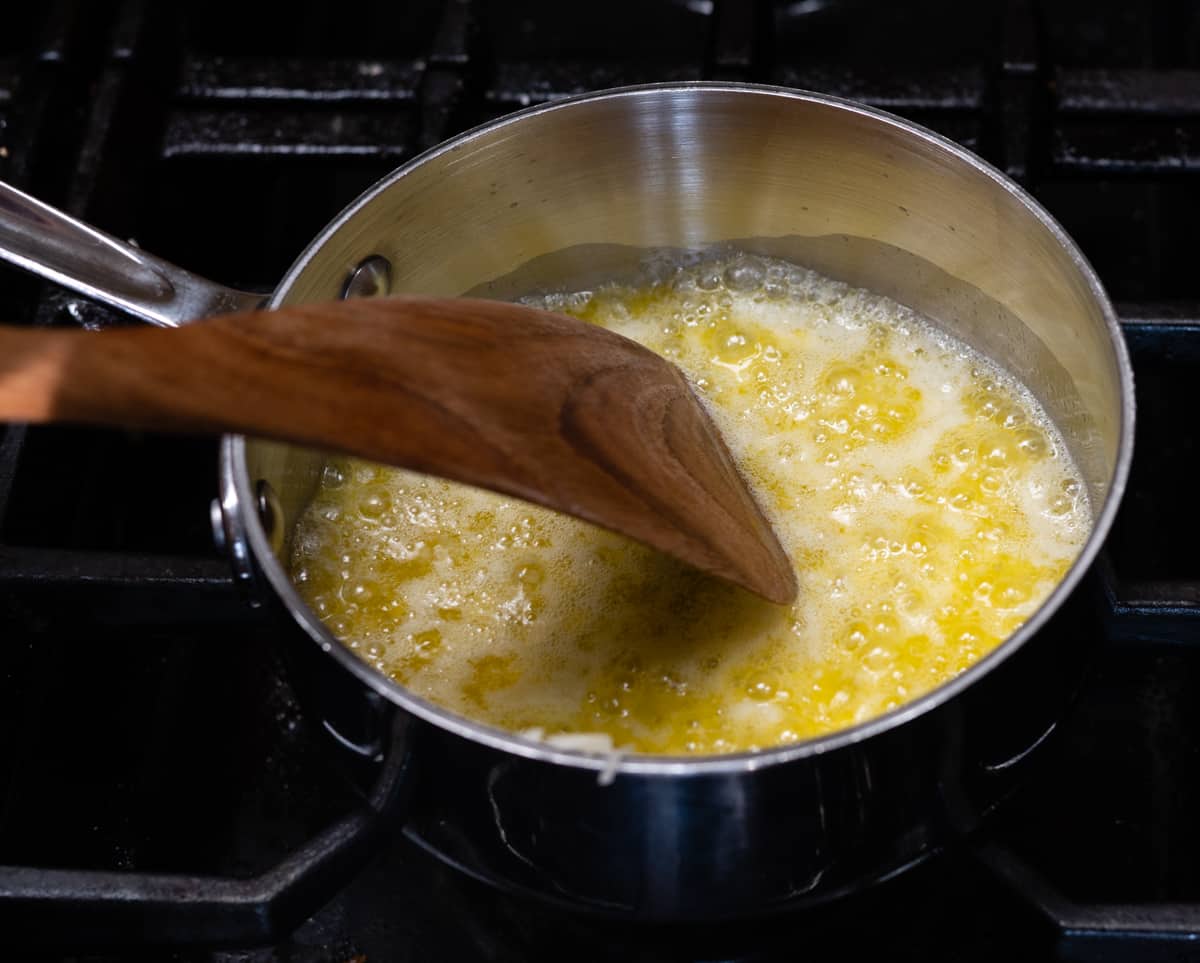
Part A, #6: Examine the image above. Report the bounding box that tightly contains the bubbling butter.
[290,254,1089,755]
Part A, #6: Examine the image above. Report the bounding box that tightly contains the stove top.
[2,2,1199,960]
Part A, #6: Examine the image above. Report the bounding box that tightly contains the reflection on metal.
[982,720,1059,773]
[979,843,1200,956]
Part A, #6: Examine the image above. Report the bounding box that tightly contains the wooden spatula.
[0,296,796,603]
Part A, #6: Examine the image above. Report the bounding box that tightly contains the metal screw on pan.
[256,479,285,555]
[342,255,392,300]
[209,497,228,553]
[210,481,284,558]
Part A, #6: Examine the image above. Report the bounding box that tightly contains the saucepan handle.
[0,179,262,328]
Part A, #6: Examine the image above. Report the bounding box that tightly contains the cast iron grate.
[0,1,1199,959]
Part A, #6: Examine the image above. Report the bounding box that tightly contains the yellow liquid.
[290,255,1089,754]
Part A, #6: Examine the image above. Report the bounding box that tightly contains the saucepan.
[0,83,1133,919]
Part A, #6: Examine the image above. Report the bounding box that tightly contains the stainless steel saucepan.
[0,83,1133,919]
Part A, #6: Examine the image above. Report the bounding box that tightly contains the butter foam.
[290,254,1089,754]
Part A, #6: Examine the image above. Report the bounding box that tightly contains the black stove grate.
[2,1,1200,959]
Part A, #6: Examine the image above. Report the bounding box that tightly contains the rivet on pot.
[342,255,392,300]
[209,497,227,553]
[256,479,285,556]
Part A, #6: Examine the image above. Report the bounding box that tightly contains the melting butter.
[290,254,1089,754]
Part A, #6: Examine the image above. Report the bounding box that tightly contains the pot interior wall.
[243,88,1123,562]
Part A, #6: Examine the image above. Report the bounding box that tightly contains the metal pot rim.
[221,81,1135,777]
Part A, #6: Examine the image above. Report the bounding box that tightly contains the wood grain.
[0,297,797,603]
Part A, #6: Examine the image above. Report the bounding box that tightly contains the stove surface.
[2,2,1199,960]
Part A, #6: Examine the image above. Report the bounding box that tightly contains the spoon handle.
[0,296,796,604]
[0,324,197,430]
[0,316,340,438]
[0,326,78,422]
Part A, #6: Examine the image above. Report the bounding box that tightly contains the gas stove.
[1,2,1199,960]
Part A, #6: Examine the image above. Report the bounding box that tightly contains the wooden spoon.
[0,296,796,604]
